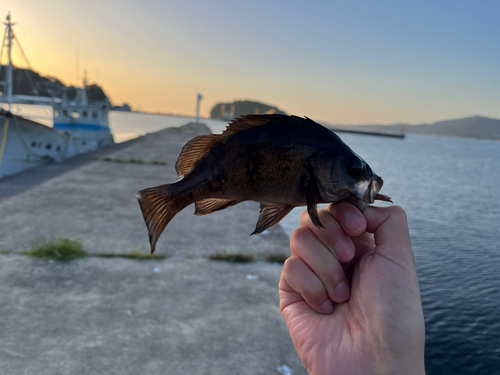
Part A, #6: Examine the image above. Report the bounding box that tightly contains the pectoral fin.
[305,168,324,229]
[194,198,239,216]
[251,203,294,235]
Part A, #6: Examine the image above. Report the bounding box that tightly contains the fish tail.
[136,184,182,254]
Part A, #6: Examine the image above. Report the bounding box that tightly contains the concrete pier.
[327,125,405,138]
[0,123,306,375]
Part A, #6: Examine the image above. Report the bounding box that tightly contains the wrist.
[374,350,425,375]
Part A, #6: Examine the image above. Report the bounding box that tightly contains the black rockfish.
[137,114,391,253]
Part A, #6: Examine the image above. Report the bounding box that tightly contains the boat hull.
[53,123,114,150]
[0,114,89,178]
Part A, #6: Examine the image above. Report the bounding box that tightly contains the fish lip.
[358,175,383,204]
[342,175,383,211]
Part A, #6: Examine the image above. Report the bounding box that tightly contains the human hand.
[279,203,425,375]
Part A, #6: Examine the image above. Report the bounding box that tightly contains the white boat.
[52,85,114,150]
[0,13,113,179]
[0,111,89,178]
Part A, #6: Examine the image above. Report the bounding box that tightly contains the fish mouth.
[357,176,383,204]
[347,175,384,211]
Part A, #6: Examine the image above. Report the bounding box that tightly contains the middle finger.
[290,226,350,303]
[299,207,355,263]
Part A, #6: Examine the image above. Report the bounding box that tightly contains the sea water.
[283,132,500,375]
[288,133,500,375]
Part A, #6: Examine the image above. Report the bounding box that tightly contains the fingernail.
[334,281,350,301]
[344,214,362,233]
[334,239,354,261]
[319,300,334,314]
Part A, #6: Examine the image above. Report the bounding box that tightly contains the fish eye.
[343,155,367,179]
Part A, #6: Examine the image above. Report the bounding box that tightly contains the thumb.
[363,205,415,269]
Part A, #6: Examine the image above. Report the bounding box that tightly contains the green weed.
[210,252,255,263]
[265,253,289,263]
[26,238,87,261]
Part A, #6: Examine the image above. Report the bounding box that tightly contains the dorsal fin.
[175,134,221,176]
[175,114,302,176]
[222,114,291,136]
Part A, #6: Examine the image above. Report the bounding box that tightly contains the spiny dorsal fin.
[194,198,239,216]
[222,114,283,135]
[175,115,302,176]
[251,203,294,235]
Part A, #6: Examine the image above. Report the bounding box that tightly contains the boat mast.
[4,13,14,111]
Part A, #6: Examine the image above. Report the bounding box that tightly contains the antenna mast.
[4,12,15,111]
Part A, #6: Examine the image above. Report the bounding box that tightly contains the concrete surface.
[0,123,289,257]
[0,123,306,375]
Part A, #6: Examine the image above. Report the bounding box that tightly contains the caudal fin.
[136,185,181,253]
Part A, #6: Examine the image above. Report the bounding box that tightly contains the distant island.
[333,116,500,141]
[210,100,286,120]
[0,64,130,110]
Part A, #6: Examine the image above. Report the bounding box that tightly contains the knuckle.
[282,255,305,276]
[299,209,309,223]
[388,205,408,221]
[290,226,312,249]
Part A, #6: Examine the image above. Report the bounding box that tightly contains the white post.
[196,93,203,123]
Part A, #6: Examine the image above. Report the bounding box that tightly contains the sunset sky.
[1,1,499,124]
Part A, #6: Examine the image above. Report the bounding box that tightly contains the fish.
[137,114,392,253]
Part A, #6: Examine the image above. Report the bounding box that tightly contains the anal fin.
[251,203,294,235]
[194,198,239,216]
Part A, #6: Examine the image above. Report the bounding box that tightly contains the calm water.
[289,133,500,375]
[111,113,500,374]
[13,108,500,374]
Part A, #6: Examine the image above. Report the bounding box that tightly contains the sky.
[1,0,499,124]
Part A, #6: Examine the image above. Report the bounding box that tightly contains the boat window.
[56,145,61,152]
[71,111,80,119]
[46,144,52,150]
[82,110,88,117]
[92,111,98,119]
[31,141,37,147]
[63,110,68,117]
[54,109,60,117]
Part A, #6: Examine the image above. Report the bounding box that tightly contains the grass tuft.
[94,249,166,260]
[210,252,255,263]
[265,253,289,263]
[26,238,87,261]
[93,157,167,165]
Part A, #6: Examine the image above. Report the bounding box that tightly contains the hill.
[337,116,500,141]
[0,65,110,103]
[210,100,286,120]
